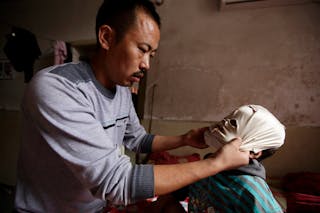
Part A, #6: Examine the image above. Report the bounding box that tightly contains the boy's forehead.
[225,105,255,119]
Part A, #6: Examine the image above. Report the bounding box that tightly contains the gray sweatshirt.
[15,62,154,213]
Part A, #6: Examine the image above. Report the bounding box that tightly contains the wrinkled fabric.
[205,105,285,153]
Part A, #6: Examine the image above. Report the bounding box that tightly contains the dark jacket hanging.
[3,27,41,83]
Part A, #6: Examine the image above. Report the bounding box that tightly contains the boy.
[188,105,285,213]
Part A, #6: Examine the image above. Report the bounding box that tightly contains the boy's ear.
[98,25,113,50]
[249,151,262,159]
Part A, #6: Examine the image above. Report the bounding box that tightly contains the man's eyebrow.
[141,42,157,52]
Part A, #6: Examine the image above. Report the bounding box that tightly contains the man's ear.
[98,25,113,50]
[249,151,262,159]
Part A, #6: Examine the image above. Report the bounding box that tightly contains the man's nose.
[141,55,150,71]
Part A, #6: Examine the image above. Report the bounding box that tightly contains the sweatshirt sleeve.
[122,93,155,153]
[23,72,154,205]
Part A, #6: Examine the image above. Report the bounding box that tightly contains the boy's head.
[204,105,285,157]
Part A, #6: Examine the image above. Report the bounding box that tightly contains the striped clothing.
[189,173,283,213]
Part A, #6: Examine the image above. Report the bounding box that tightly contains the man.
[14,0,249,212]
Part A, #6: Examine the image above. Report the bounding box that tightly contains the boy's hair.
[204,148,278,162]
[256,148,277,161]
[95,0,161,45]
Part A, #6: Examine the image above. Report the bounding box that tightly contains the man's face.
[104,9,160,88]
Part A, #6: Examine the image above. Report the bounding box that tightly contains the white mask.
[204,105,285,153]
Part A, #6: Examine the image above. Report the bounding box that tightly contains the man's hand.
[152,127,209,152]
[153,137,249,195]
[182,127,209,149]
[209,137,250,170]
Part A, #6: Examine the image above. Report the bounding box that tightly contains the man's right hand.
[153,137,249,196]
[210,137,250,170]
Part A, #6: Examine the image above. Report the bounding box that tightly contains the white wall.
[145,1,320,127]
[0,0,101,43]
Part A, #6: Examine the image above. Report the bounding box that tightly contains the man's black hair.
[95,0,161,45]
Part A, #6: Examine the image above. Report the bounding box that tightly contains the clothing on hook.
[53,40,67,65]
[3,27,41,82]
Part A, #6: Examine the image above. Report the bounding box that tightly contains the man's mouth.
[132,70,146,79]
